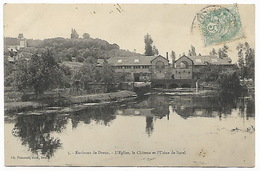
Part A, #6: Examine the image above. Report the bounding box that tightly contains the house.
[4,34,27,50]
[174,55,234,80]
[106,54,235,88]
[107,55,169,82]
[172,55,193,79]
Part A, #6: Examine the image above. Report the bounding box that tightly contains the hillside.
[4,36,143,62]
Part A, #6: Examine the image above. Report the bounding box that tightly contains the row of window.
[115,66,150,69]
[175,70,191,74]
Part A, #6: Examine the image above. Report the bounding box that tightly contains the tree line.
[7,49,125,97]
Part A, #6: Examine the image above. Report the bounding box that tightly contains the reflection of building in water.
[133,95,170,119]
[116,95,171,136]
[169,95,238,119]
[116,109,156,136]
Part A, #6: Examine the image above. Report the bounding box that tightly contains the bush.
[217,71,241,93]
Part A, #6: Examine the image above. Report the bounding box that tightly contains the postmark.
[191,4,244,46]
[12,127,20,137]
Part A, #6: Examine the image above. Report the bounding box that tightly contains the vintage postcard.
[3,4,255,167]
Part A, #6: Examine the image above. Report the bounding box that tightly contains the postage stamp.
[196,4,244,46]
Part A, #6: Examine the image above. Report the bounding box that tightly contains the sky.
[4,4,255,63]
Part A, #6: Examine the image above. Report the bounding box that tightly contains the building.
[5,34,28,62]
[4,34,27,51]
[106,54,235,88]
[107,55,169,82]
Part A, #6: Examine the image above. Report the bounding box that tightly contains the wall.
[151,56,170,79]
[174,56,193,79]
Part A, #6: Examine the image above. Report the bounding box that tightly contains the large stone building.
[107,54,234,88]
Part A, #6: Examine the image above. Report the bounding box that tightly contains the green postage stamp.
[197,4,244,46]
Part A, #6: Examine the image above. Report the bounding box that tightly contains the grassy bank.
[4,101,43,114]
[5,90,137,114]
[68,90,137,104]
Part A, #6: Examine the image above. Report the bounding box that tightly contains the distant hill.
[4,36,142,62]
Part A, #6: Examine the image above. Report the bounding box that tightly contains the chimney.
[166,52,168,60]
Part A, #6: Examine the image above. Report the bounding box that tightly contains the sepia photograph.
[3,2,255,167]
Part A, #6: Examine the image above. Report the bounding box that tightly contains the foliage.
[82,33,90,39]
[209,48,218,56]
[152,46,159,55]
[236,42,255,79]
[4,56,15,87]
[14,49,66,97]
[171,51,176,63]
[218,44,229,58]
[28,36,139,62]
[188,45,196,56]
[195,64,227,82]
[71,28,79,39]
[144,34,158,56]
[144,34,153,56]
[217,71,241,93]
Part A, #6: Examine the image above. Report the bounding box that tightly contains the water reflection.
[13,105,117,159]
[70,106,117,128]
[146,117,154,136]
[14,114,67,159]
[9,92,254,159]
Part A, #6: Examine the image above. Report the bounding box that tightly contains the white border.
[0,0,258,171]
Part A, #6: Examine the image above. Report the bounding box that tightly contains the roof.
[107,56,157,66]
[19,52,32,59]
[5,38,19,46]
[62,61,83,69]
[180,55,232,65]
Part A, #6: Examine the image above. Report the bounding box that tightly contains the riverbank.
[5,90,137,114]
[68,90,136,104]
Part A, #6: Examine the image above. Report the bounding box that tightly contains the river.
[4,92,255,166]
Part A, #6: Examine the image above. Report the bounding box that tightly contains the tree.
[100,60,116,92]
[236,43,245,79]
[210,48,218,56]
[71,28,79,39]
[218,44,229,58]
[188,45,196,56]
[236,42,254,80]
[14,49,65,97]
[218,71,241,93]
[195,64,227,82]
[171,51,176,63]
[82,33,90,39]
[152,45,159,55]
[144,34,154,56]
[244,42,255,79]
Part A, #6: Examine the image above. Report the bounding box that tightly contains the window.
[117,59,122,63]
[134,59,139,63]
[156,61,165,71]
[142,66,150,69]
[180,61,188,68]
